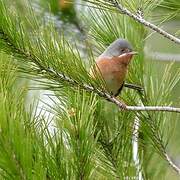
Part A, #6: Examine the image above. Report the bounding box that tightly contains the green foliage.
[0,52,44,179]
[160,0,180,10]
[0,0,179,179]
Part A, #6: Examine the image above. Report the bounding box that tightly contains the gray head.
[100,39,134,58]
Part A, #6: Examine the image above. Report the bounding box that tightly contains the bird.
[90,38,138,97]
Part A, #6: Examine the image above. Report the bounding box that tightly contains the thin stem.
[164,153,180,174]
[126,106,180,113]
[46,70,180,113]
[93,0,180,44]
[132,115,144,180]
[137,89,180,175]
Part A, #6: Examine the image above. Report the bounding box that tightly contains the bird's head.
[100,38,137,64]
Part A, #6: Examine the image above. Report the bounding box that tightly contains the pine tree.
[0,0,180,179]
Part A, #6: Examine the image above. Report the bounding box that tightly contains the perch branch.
[0,29,180,114]
[126,105,180,113]
[47,69,180,113]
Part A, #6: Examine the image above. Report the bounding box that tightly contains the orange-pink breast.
[92,56,131,95]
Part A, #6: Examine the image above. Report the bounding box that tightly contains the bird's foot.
[114,97,127,110]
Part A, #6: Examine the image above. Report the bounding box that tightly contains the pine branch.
[126,106,180,113]
[0,29,180,113]
[110,0,180,44]
[164,153,180,174]
[1,1,179,178]
[86,0,180,44]
[133,101,180,176]
[45,71,180,113]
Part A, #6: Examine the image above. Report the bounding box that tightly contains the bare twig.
[164,153,180,174]
[132,112,180,176]
[49,69,180,113]
[132,115,144,180]
[126,106,180,113]
[104,0,180,44]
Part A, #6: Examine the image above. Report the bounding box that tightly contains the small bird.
[90,38,138,96]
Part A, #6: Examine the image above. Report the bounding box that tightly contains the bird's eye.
[121,49,126,53]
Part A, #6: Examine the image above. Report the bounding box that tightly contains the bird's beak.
[118,51,138,58]
[127,51,138,55]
